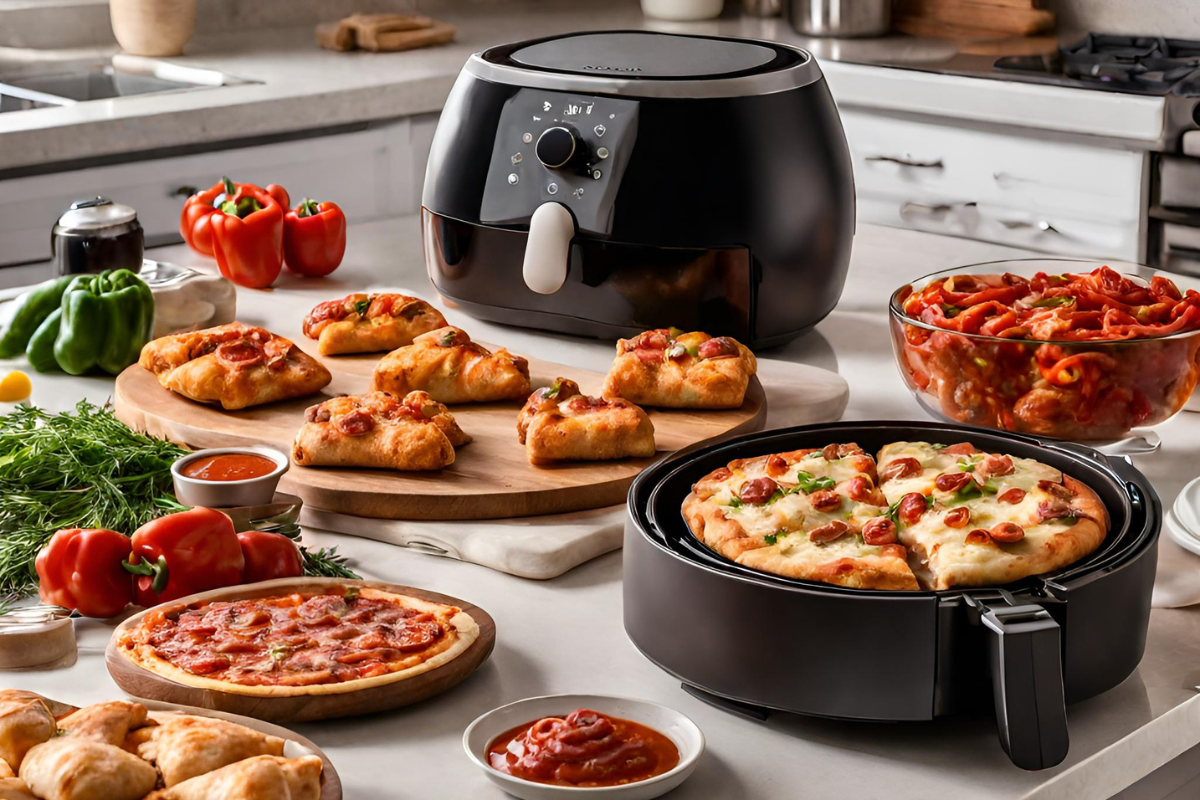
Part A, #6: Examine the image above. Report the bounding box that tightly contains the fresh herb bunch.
[0,401,186,597]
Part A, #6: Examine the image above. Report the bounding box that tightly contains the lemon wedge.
[0,371,32,403]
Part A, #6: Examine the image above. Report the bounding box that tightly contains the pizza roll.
[141,715,285,787]
[303,292,447,355]
[57,702,147,747]
[0,691,55,771]
[371,326,531,404]
[139,323,332,410]
[144,754,322,800]
[293,390,468,471]
[20,738,157,800]
[0,778,36,800]
[603,328,757,408]
[519,381,656,465]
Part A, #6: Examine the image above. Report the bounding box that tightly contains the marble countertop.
[0,0,1170,172]
[4,216,1200,799]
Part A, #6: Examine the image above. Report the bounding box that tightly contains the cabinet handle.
[900,201,975,218]
[171,185,199,198]
[866,155,945,169]
[999,219,1064,235]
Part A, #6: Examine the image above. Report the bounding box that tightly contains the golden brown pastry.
[144,754,322,800]
[518,378,656,465]
[303,292,447,355]
[0,761,12,779]
[0,691,55,771]
[0,778,36,800]
[293,390,468,471]
[371,326,530,404]
[139,322,332,410]
[140,715,285,787]
[20,738,157,800]
[603,328,757,408]
[57,701,147,747]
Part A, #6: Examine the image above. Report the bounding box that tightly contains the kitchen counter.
[0,0,1169,173]
[5,216,1200,800]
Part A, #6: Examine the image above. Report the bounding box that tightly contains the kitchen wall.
[1051,0,1200,38]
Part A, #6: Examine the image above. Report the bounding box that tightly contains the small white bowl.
[171,446,289,508]
[463,694,704,800]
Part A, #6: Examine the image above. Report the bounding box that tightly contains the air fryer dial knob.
[536,126,583,169]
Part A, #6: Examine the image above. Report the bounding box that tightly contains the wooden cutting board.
[113,347,766,520]
[107,578,496,724]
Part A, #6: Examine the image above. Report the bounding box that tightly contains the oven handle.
[980,602,1070,770]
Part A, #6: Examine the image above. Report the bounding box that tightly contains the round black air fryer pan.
[623,421,1160,770]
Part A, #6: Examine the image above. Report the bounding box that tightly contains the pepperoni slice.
[942,443,977,456]
[998,487,1026,504]
[709,467,733,482]
[216,340,265,367]
[989,522,1025,543]
[305,404,331,423]
[880,457,922,482]
[1038,479,1074,500]
[809,489,843,512]
[843,475,874,503]
[698,337,739,359]
[977,454,1015,479]
[335,410,375,436]
[766,455,789,477]
[862,517,897,545]
[738,477,779,505]
[965,529,992,545]
[565,395,609,413]
[898,492,929,524]
[822,444,841,461]
[302,299,350,336]
[635,348,663,364]
[808,519,850,543]
[934,472,973,493]
[943,507,971,528]
[1038,500,1077,522]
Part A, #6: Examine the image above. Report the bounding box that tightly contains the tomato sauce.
[487,709,680,787]
[181,453,277,482]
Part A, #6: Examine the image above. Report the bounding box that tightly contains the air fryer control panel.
[480,88,639,234]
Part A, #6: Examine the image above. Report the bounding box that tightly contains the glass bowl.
[888,258,1200,441]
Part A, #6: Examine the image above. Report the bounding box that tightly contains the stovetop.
[993,35,1200,98]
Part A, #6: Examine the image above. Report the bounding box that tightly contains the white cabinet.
[0,113,440,270]
[840,109,1149,261]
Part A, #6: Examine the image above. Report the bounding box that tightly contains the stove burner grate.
[1060,34,1200,96]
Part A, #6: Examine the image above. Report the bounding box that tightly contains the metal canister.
[51,196,144,276]
[785,0,891,37]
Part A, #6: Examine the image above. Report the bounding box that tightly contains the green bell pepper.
[25,307,63,373]
[0,276,73,358]
[52,270,155,376]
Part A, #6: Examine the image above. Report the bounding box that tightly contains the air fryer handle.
[980,603,1069,770]
[522,202,575,294]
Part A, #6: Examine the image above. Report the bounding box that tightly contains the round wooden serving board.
[106,578,497,724]
[113,347,766,520]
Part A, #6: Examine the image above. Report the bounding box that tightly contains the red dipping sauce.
[487,709,680,788]
[180,453,277,482]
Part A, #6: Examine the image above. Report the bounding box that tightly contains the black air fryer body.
[624,422,1160,770]
[422,31,855,349]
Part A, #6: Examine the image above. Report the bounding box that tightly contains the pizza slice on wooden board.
[603,328,758,409]
[875,441,1109,590]
[683,444,920,590]
[516,378,656,465]
[138,323,331,411]
[292,391,468,471]
[371,326,531,404]
[302,293,447,356]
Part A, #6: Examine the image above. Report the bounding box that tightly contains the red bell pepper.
[237,530,304,584]
[210,185,285,289]
[283,199,347,277]
[125,508,245,606]
[36,528,133,618]
[180,178,289,258]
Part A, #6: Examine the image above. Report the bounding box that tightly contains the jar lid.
[56,197,138,232]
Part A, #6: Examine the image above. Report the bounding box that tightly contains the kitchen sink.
[0,59,252,113]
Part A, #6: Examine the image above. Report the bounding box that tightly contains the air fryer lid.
[508,31,784,79]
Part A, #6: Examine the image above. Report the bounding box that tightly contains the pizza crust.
[602,331,757,409]
[116,588,481,698]
[518,383,656,465]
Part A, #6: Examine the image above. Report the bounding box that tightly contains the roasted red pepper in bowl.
[180,177,289,258]
[210,185,285,289]
[36,528,133,619]
[283,198,347,277]
[125,507,245,606]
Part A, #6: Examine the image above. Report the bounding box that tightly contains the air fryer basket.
[624,421,1160,770]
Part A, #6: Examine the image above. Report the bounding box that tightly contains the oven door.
[1150,152,1200,276]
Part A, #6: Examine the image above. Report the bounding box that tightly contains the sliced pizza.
[517,378,656,465]
[292,390,468,471]
[302,292,447,356]
[138,323,331,410]
[683,444,920,590]
[875,441,1109,590]
[371,326,531,404]
[603,328,757,409]
[114,585,480,697]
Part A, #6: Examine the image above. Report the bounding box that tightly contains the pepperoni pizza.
[603,328,757,409]
[302,292,447,356]
[517,377,656,465]
[684,440,1108,591]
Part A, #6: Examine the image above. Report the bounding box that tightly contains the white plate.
[1164,508,1200,558]
[463,694,704,800]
